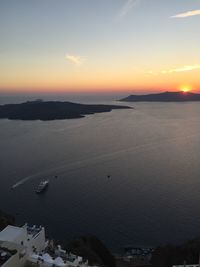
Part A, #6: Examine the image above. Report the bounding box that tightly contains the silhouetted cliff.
[120,91,200,102]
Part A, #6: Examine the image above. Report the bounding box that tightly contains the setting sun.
[180,85,192,93]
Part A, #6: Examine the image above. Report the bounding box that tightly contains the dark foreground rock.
[0,210,15,231]
[0,100,132,121]
[151,238,200,267]
[67,235,116,267]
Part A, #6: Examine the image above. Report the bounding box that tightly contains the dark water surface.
[1,100,200,251]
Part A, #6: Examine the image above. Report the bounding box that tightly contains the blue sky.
[0,0,200,92]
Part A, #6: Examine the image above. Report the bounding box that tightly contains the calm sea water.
[1,96,200,251]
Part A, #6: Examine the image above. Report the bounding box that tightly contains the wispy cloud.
[171,9,200,18]
[117,0,141,19]
[147,65,200,75]
[161,65,200,74]
[65,54,85,66]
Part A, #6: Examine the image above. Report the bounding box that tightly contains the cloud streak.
[65,54,85,66]
[147,65,200,76]
[161,65,200,74]
[117,0,141,19]
[172,9,200,18]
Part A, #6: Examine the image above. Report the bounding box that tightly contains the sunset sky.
[0,0,200,93]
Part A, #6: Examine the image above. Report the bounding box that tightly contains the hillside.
[120,91,200,102]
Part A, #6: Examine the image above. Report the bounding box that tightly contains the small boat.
[36,180,49,194]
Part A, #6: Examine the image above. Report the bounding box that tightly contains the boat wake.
[11,132,200,189]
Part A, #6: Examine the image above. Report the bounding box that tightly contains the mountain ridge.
[120,91,200,102]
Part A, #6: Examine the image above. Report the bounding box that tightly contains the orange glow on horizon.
[179,84,192,93]
[0,70,199,94]
[0,84,199,95]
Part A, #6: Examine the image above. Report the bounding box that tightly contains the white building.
[0,224,95,267]
[0,224,46,267]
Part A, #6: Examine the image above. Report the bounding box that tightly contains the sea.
[1,93,200,251]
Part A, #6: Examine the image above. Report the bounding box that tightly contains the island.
[0,100,132,121]
[120,91,200,102]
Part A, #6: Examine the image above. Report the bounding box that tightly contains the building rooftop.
[0,241,19,266]
[26,225,43,238]
[0,226,25,243]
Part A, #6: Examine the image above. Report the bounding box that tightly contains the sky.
[0,0,200,94]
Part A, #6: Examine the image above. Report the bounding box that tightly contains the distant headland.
[120,91,200,102]
[0,100,132,121]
